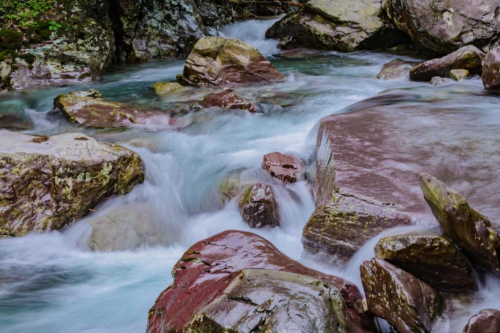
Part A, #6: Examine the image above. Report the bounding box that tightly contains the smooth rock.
[376,59,415,80]
[450,69,469,81]
[239,184,280,228]
[384,0,500,55]
[375,234,477,292]
[463,309,500,333]
[202,91,257,113]
[152,82,183,95]
[262,152,305,184]
[54,89,172,129]
[410,46,484,82]
[303,190,411,264]
[482,46,500,92]
[419,173,500,276]
[177,36,285,87]
[217,171,257,204]
[430,76,453,86]
[361,258,443,333]
[146,230,379,333]
[0,132,145,237]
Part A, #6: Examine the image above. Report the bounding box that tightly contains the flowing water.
[1,18,499,333]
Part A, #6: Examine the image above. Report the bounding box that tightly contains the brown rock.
[202,91,257,113]
[463,309,500,333]
[146,230,379,333]
[376,59,415,80]
[239,184,280,228]
[361,258,443,333]
[482,47,500,92]
[262,152,305,184]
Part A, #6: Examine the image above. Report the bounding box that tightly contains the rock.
[0,114,33,131]
[202,91,257,113]
[375,234,477,292]
[384,0,500,55]
[239,184,280,228]
[152,82,184,95]
[146,230,379,333]
[53,89,172,129]
[265,0,410,52]
[177,36,285,87]
[361,258,443,333]
[482,47,500,92]
[463,309,500,333]
[262,152,305,184]
[217,171,258,205]
[0,132,145,237]
[410,46,484,82]
[303,190,411,264]
[450,69,470,81]
[430,76,453,86]
[419,173,500,276]
[376,59,415,80]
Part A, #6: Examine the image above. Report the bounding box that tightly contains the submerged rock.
[410,46,484,81]
[266,0,409,52]
[202,91,257,113]
[419,173,500,276]
[482,47,500,92]
[146,230,379,333]
[376,59,415,80]
[463,309,500,333]
[177,36,285,87]
[384,0,500,55]
[375,234,477,292]
[152,82,184,95]
[303,191,411,264]
[53,89,172,129]
[361,258,443,333]
[430,76,453,86]
[0,132,145,237]
[217,171,258,205]
[239,184,280,228]
[262,152,305,184]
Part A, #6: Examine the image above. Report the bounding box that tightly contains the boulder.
[146,230,379,333]
[375,234,477,292]
[303,190,411,264]
[430,76,453,86]
[152,82,184,95]
[202,91,257,113]
[239,184,280,228]
[53,89,172,129]
[410,46,484,81]
[450,69,469,81]
[361,258,443,333]
[384,0,500,55]
[0,132,145,237]
[463,309,500,333]
[262,152,305,184]
[177,36,285,87]
[419,173,500,276]
[482,47,500,92]
[376,59,415,80]
[265,0,409,52]
[217,170,258,205]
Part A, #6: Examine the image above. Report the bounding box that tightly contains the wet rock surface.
[262,152,305,184]
[238,184,280,228]
[0,132,145,237]
[376,59,415,80]
[375,234,477,292]
[361,258,443,333]
[147,230,379,333]
[202,91,257,113]
[482,47,500,92]
[178,36,285,87]
[152,82,184,95]
[410,46,484,82]
[463,309,500,333]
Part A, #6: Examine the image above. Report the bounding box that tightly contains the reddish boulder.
[238,184,280,228]
[463,309,500,333]
[202,91,257,112]
[147,230,378,333]
[482,47,500,92]
[262,152,305,184]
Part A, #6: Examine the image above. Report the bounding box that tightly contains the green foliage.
[0,29,23,62]
[48,20,62,31]
[0,0,56,29]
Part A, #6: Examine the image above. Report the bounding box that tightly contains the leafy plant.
[0,0,56,29]
[48,20,62,31]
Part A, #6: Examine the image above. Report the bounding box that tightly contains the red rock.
[463,309,500,333]
[238,184,280,228]
[262,152,305,184]
[202,91,257,113]
[147,230,378,333]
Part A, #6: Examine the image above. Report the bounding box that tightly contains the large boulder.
[265,0,409,52]
[419,173,500,276]
[482,46,500,92]
[146,230,379,333]
[463,309,500,333]
[262,152,305,184]
[361,258,443,333]
[53,89,173,129]
[238,184,280,228]
[303,190,411,264]
[202,91,257,113]
[375,234,477,292]
[384,0,500,55]
[0,132,145,237]
[177,36,285,87]
[410,46,485,81]
[376,59,415,80]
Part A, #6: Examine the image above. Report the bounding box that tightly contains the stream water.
[1,18,499,333]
